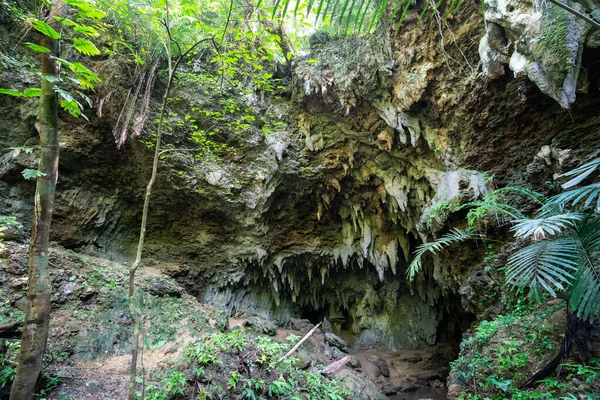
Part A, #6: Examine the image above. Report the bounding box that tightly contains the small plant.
[0,215,22,241]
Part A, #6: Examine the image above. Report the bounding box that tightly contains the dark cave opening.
[300,307,326,325]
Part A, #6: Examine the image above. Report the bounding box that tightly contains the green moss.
[537,3,573,74]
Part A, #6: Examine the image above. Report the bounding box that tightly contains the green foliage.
[144,370,187,400]
[73,37,101,56]
[162,330,348,399]
[0,88,41,97]
[507,157,600,323]
[0,216,22,238]
[406,228,476,280]
[0,341,19,388]
[450,302,570,399]
[185,329,246,366]
[0,0,105,119]
[562,358,600,384]
[267,0,467,34]
[25,43,51,53]
[31,18,61,39]
[21,168,47,180]
[458,188,527,228]
[410,157,600,323]
[422,198,457,228]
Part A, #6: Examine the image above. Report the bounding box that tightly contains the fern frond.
[459,191,525,227]
[495,186,546,204]
[561,157,600,189]
[511,212,584,239]
[407,228,476,281]
[550,183,600,212]
[505,237,579,298]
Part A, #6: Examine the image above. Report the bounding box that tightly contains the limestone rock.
[324,332,348,352]
[329,346,346,360]
[479,22,510,79]
[290,318,314,333]
[367,355,390,378]
[482,0,592,108]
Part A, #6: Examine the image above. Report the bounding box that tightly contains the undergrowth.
[450,298,600,399]
[142,329,348,400]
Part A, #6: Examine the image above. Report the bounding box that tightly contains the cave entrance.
[300,307,326,325]
[300,305,355,334]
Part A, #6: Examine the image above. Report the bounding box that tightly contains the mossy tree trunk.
[10,1,64,399]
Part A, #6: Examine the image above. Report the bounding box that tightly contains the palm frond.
[407,228,475,281]
[505,237,579,298]
[269,0,466,34]
[569,216,600,322]
[511,212,584,239]
[550,183,600,212]
[561,157,600,189]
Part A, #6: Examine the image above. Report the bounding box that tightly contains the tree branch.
[546,0,600,30]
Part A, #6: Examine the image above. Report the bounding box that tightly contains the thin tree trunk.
[127,34,213,399]
[127,69,170,400]
[10,2,64,399]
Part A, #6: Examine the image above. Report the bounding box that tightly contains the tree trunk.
[520,309,597,388]
[9,2,63,399]
[127,32,214,399]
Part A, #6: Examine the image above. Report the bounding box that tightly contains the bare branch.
[277,322,321,364]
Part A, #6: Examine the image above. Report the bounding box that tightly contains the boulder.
[325,332,348,352]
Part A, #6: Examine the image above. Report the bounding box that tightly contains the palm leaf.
[561,157,600,189]
[511,212,584,239]
[568,217,600,322]
[342,0,359,33]
[314,0,328,25]
[407,228,476,281]
[367,0,389,33]
[354,0,371,32]
[551,183,600,212]
[269,0,467,33]
[395,0,412,29]
[505,237,579,298]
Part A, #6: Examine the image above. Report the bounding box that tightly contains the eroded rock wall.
[1,0,600,354]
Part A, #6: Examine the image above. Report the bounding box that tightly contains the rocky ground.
[0,240,452,400]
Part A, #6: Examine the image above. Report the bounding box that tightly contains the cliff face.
[1,0,599,357]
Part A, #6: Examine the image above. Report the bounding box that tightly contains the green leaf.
[54,16,79,27]
[73,38,101,56]
[25,42,51,53]
[31,19,61,39]
[407,228,477,280]
[307,59,319,63]
[22,169,47,180]
[76,91,93,108]
[23,88,41,97]
[74,25,98,37]
[64,0,106,20]
[561,157,600,189]
[54,86,74,102]
[0,88,24,97]
[60,99,83,118]
[43,75,63,84]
